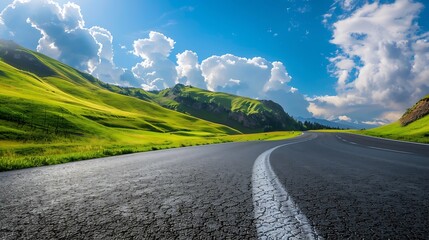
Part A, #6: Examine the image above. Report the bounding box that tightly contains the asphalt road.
[271,133,429,239]
[0,132,428,239]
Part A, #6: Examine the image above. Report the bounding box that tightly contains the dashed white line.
[367,146,412,154]
[337,135,413,154]
[341,132,429,146]
[336,135,357,145]
[252,135,322,240]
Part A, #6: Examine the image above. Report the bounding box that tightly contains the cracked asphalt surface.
[271,133,429,239]
[1,132,428,239]
[0,140,283,239]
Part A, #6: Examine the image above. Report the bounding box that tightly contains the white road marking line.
[368,146,412,154]
[341,132,429,146]
[337,134,415,152]
[252,135,322,239]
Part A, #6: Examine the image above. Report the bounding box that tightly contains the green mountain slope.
[0,40,239,141]
[146,84,302,133]
[0,40,303,171]
[362,95,429,143]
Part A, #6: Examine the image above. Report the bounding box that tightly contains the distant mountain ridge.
[296,117,374,130]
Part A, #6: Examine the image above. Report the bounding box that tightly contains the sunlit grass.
[0,131,300,171]
[311,120,429,144]
[358,115,429,143]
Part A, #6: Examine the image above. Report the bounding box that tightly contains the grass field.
[0,131,300,171]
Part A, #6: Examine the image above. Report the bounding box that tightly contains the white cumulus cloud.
[200,54,296,98]
[199,54,310,117]
[309,0,429,124]
[264,61,292,92]
[1,0,99,69]
[132,31,177,90]
[176,50,205,88]
[0,0,139,86]
[338,115,351,121]
[201,54,270,96]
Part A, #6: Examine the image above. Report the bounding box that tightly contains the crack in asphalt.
[0,142,269,239]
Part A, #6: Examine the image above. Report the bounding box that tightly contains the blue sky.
[46,0,337,96]
[1,0,429,125]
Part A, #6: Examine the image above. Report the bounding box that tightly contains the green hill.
[148,84,302,133]
[0,40,300,170]
[0,40,240,139]
[361,95,429,143]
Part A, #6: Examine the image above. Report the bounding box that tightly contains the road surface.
[0,132,428,239]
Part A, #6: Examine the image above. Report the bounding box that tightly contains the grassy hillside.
[160,84,268,114]
[0,40,300,170]
[0,41,240,136]
[148,84,302,133]
[360,94,429,143]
